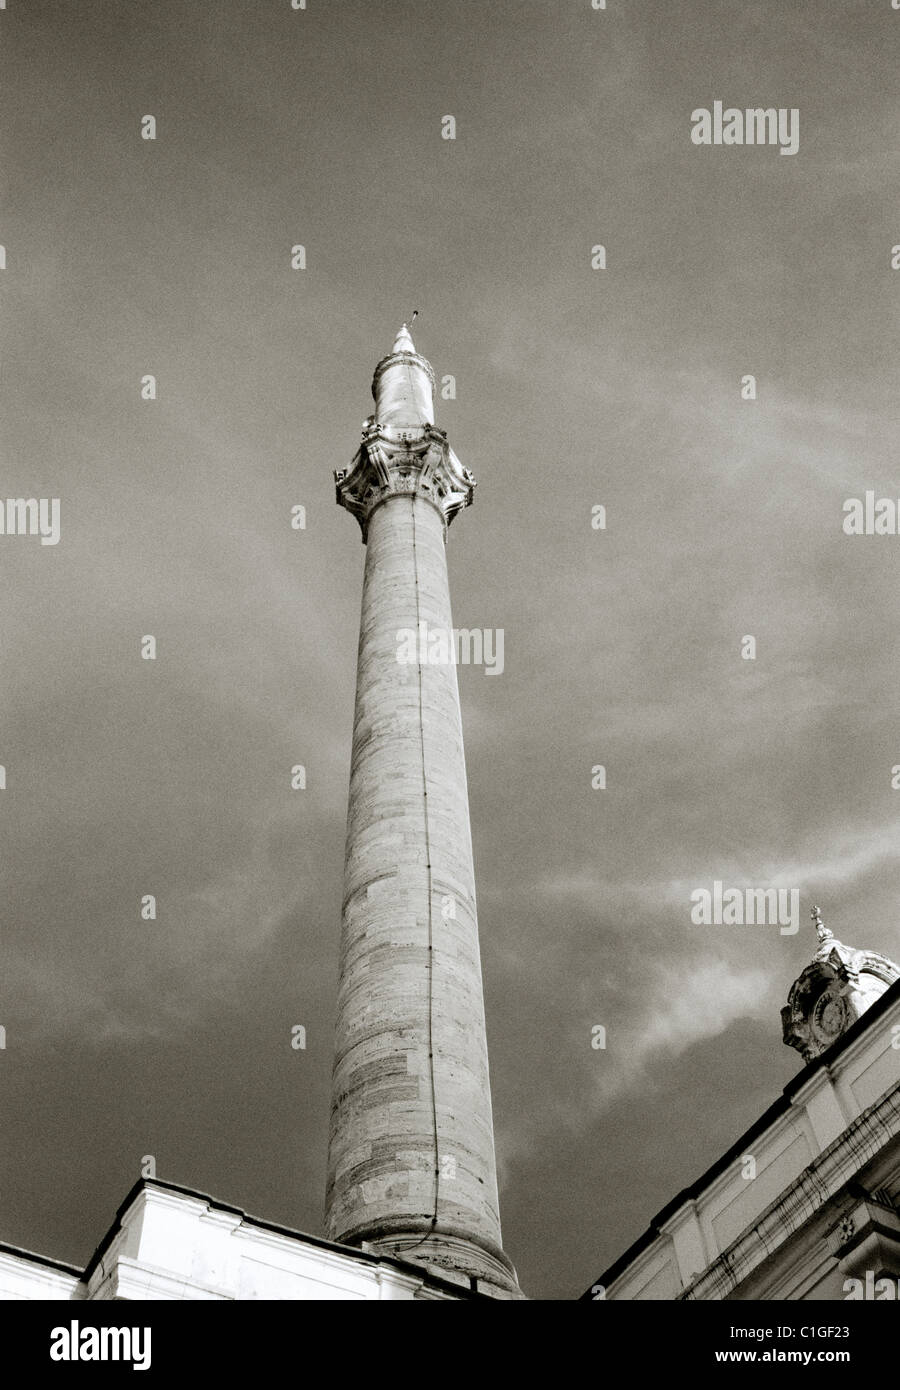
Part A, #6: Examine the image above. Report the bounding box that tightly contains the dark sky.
[1,0,899,1301]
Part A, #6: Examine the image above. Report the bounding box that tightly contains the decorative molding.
[830,1196,900,1280]
[335,422,476,540]
[782,943,900,1063]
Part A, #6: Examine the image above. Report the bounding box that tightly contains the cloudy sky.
[2,0,899,1300]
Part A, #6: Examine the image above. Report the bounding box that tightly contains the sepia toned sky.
[1,0,899,1300]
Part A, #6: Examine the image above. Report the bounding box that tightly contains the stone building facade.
[585,910,900,1301]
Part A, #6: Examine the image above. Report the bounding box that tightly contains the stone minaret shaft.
[326,327,519,1295]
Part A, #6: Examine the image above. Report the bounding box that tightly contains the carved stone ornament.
[334,422,476,540]
[781,908,900,1064]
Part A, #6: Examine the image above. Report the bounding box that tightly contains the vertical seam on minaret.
[403,362,416,410]
[408,494,440,1248]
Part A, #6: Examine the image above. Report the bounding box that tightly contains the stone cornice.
[334,422,476,540]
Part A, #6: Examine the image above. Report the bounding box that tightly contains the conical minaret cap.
[371,323,436,428]
[392,323,416,354]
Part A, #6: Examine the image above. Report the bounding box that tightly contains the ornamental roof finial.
[783,904,900,1064]
[811,903,833,949]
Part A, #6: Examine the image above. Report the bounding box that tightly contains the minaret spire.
[368,324,436,431]
[326,330,520,1296]
[392,321,416,353]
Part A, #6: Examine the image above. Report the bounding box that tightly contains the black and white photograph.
[1,0,899,1363]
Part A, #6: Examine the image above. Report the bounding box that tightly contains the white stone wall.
[0,1185,472,1300]
[0,1247,82,1300]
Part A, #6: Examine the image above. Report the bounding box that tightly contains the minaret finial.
[811,903,833,948]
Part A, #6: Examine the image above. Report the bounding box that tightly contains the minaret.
[326,326,520,1296]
